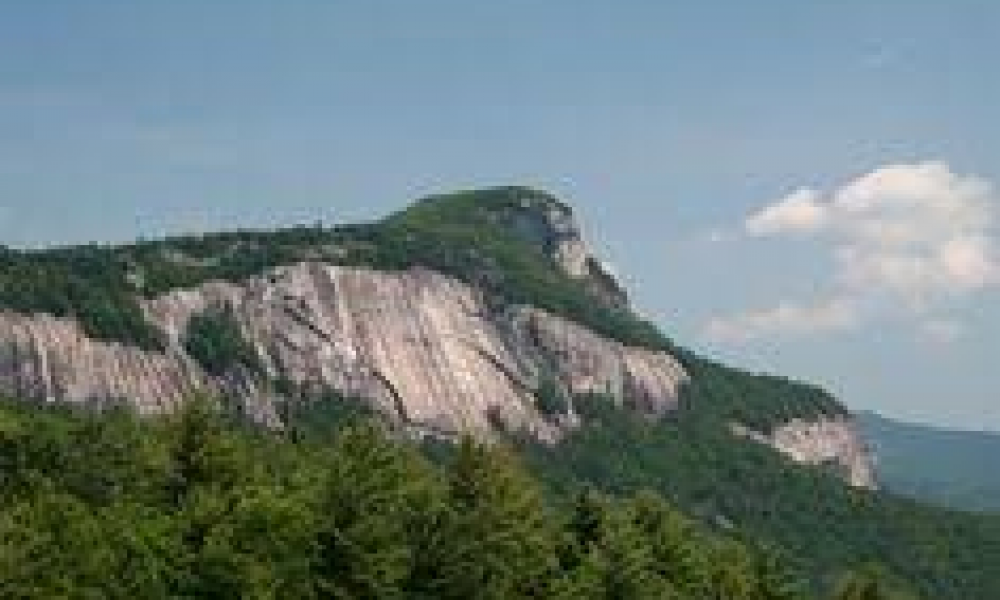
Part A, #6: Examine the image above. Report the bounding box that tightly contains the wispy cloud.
[706,161,998,342]
[705,297,859,343]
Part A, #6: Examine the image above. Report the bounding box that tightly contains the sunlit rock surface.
[732,417,878,489]
[1,263,687,442]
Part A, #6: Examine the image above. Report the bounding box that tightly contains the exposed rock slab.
[512,307,688,415]
[732,417,878,489]
[0,311,204,413]
[0,263,689,442]
[504,194,629,309]
[0,259,875,487]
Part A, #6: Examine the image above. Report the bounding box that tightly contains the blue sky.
[1,1,998,430]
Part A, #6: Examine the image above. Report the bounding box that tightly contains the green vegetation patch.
[0,245,165,350]
[676,351,848,432]
[183,307,262,376]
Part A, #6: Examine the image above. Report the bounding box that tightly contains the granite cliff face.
[0,310,203,412]
[1,261,687,442]
[0,194,875,485]
[732,418,877,488]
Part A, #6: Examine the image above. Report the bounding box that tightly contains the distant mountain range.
[860,411,1000,512]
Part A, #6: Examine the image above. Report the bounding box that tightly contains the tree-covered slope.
[860,411,1000,512]
[1,395,912,600]
[3,187,994,597]
[516,393,1000,599]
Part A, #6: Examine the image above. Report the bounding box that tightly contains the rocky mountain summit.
[0,187,874,487]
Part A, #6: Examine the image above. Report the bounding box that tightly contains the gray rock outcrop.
[502,194,629,309]
[1,263,687,442]
[731,418,877,489]
[0,311,204,413]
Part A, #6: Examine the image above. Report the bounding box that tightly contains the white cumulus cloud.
[745,188,828,236]
[707,161,998,342]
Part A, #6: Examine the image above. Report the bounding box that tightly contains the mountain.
[0,187,865,481]
[2,186,999,597]
[860,411,1000,512]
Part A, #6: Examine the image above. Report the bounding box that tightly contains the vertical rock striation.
[0,311,204,413]
[1,263,688,442]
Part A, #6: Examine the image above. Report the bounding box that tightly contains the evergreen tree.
[750,543,810,600]
[559,490,677,599]
[710,539,765,599]
[629,491,717,597]
[831,564,918,600]
[163,396,246,505]
[433,438,557,599]
[0,491,119,598]
[312,422,439,599]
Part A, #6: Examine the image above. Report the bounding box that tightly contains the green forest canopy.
[0,396,925,599]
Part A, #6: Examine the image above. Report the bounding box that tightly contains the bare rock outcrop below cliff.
[732,418,877,489]
[1,263,688,442]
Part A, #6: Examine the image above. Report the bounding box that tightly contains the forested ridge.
[1,187,663,353]
[0,396,919,599]
[0,187,843,430]
[2,187,998,598]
